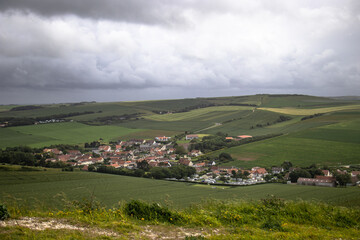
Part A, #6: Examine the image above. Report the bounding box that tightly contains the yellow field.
[144,106,253,121]
[258,104,360,116]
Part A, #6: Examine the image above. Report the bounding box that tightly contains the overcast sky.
[0,0,359,104]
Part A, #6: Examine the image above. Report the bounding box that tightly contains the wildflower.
[170,218,173,221]
[141,218,144,221]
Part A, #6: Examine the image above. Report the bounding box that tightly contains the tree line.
[0,111,95,127]
[95,163,196,180]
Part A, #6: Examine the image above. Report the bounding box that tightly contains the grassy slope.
[213,111,360,168]
[0,122,142,148]
[259,104,360,115]
[1,169,359,209]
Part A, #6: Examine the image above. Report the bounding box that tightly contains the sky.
[0,0,359,104]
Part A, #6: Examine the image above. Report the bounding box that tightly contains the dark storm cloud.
[0,0,187,25]
[0,0,359,104]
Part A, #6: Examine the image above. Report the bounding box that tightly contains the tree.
[281,161,293,171]
[219,176,228,183]
[137,160,150,171]
[289,169,311,183]
[231,170,237,179]
[175,145,187,155]
[219,152,232,162]
[243,171,250,179]
[264,174,273,182]
[334,172,351,187]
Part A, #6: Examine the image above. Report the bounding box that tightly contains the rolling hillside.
[0,94,359,168]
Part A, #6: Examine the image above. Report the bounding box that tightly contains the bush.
[71,196,101,214]
[261,216,284,231]
[124,200,182,223]
[0,204,10,220]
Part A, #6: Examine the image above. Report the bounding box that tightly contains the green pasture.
[201,109,290,135]
[0,102,141,120]
[1,169,359,209]
[259,95,355,108]
[113,129,181,140]
[211,112,360,168]
[144,106,253,121]
[119,119,211,132]
[217,136,360,168]
[0,122,142,148]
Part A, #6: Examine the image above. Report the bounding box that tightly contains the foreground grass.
[2,169,360,209]
[1,198,359,239]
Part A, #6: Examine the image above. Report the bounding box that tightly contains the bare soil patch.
[0,217,118,237]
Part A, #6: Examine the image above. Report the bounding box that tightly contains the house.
[57,154,71,162]
[144,140,157,145]
[188,150,202,157]
[67,150,81,156]
[128,139,144,145]
[237,135,252,139]
[179,158,193,166]
[98,145,112,152]
[251,167,268,178]
[297,177,335,187]
[139,144,152,152]
[272,167,284,174]
[193,162,206,168]
[225,137,234,141]
[43,148,63,155]
[155,136,171,142]
[45,158,57,163]
[321,170,332,177]
[186,134,199,140]
[148,160,159,167]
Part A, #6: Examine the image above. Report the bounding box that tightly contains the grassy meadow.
[1,167,360,239]
[0,94,360,239]
[1,168,359,209]
[0,122,143,148]
[210,111,360,168]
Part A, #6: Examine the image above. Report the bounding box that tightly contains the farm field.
[1,168,359,209]
[259,104,360,115]
[212,111,360,168]
[144,106,253,121]
[0,122,143,148]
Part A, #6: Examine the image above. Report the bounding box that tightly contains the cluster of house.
[44,136,202,170]
[43,135,359,187]
[35,119,66,124]
[296,169,360,187]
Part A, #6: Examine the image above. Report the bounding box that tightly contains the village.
[43,134,360,187]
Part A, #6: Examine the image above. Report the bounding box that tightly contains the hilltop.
[0,94,359,168]
[0,94,360,239]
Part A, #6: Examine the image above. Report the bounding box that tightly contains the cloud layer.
[0,0,359,103]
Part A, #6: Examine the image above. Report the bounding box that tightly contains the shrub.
[124,200,182,223]
[71,196,102,214]
[261,216,284,231]
[0,204,10,220]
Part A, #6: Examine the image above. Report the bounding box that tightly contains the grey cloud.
[0,0,359,104]
[0,0,187,25]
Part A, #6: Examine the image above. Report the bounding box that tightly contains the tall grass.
[2,195,359,239]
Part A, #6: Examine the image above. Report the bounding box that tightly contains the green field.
[259,104,360,115]
[210,112,360,168]
[0,122,143,148]
[1,169,359,209]
[1,94,359,167]
[144,106,253,121]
